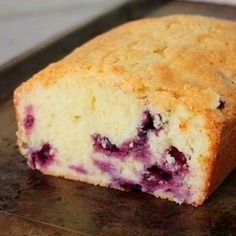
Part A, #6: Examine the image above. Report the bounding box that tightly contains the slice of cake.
[14,15,236,206]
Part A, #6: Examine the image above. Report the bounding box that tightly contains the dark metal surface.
[0,1,236,235]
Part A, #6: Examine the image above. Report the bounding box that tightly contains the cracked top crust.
[15,15,236,124]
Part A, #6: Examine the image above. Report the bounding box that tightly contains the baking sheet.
[0,1,236,235]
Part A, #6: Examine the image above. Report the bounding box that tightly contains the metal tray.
[0,1,235,235]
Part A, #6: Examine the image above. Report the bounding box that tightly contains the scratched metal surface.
[0,1,236,235]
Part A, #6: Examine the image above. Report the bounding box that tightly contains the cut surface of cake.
[14,15,236,206]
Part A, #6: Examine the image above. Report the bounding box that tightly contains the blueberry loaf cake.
[14,15,236,206]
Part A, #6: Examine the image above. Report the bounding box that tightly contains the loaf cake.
[14,15,236,206]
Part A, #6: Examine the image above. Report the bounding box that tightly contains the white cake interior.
[16,75,212,205]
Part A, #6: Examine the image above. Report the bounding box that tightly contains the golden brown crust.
[15,15,236,121]
[206,119,236,196]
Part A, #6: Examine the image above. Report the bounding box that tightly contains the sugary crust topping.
[14,15,236,124]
